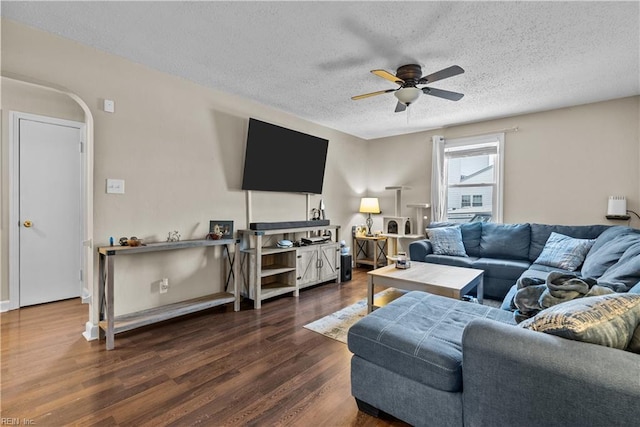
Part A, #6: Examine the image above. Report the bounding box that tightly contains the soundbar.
[249,219,330,230]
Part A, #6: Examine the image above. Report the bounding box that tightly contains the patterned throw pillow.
[534,232,596,271]
[519,293,640,351]
[427,226,468,257]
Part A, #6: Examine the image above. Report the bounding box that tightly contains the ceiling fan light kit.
[352,63,465,112]
[394,87,422,106]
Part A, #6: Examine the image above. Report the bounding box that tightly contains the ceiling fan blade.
[422,87,464,101]
[371,69,404,85]
[395,102,407,113]
[351,88,397,100]
[419,65,464,84]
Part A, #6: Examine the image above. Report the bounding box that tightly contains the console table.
[98,239,239,350]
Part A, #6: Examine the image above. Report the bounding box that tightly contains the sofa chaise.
[348,223,640,426]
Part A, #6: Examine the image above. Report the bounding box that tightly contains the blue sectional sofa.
[408,222,640,301]
[349,223,640,426]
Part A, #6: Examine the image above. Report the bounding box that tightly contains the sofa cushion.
[586,225,636,257]
[582,231,640,278]
[460,222,482,257]
[597,242,640,292]
[529,224,609,262]
[427,225,467,257]
[473,258,531,280]
[528,263,574,274]
[480,223,531,260]
[347,291,515,393]
[519,293,640,350]
[425,254,479,269]
[534,232,595,272]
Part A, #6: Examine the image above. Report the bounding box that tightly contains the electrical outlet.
[160,278,169,294]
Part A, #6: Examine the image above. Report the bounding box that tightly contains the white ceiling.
[2,1,639,140]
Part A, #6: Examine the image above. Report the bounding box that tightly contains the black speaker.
[341,254,352,282]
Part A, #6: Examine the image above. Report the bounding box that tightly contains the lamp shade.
[359,197,381,214]
[394,87,422,105]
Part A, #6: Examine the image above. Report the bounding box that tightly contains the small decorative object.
[167,231,181,242]
[127,236,142,247]
[209,220,233,240]
[396,252,411,269]
[311,208,321,220]
[340,240,350,255]
[120,236,144,246]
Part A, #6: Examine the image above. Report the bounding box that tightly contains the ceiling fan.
[351,64,465,112]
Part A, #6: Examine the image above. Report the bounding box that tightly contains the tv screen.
[241,118,329,194]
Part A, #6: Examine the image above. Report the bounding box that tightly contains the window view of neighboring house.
[442,134,504,223]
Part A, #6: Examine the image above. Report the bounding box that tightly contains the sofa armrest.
[462,319,640,427]
[408,239,433,261]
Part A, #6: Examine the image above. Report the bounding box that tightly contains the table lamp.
[359,197,381,237]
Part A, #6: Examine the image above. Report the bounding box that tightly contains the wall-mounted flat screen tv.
[241,118,329,194]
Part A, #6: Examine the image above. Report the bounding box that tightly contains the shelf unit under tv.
[238,224,341,309]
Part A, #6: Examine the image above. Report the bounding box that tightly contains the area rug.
[303,288,403,344]
[304,290,503,344]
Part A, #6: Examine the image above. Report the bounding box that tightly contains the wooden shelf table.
[97,238,239,350]
[354,235,388,268]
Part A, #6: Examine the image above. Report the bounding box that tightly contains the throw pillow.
[519,293,640,350]
[427,226,468,257]
[534,232,596,271]
[596,241,640,292]
[581,232,640,279]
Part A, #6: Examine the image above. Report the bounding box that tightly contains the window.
[431,133,504,223]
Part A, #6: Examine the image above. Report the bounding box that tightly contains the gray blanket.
[512,272,614,323]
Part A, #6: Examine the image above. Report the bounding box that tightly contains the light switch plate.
[104,99,115,113]
[106,179,125,194]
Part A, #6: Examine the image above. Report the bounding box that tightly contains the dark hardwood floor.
[1,268,409,426]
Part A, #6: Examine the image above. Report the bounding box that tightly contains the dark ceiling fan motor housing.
[396,64,423,86]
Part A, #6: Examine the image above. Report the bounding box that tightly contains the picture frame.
[209,220,234,240]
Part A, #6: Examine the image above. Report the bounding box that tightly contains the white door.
[18,116,83,306]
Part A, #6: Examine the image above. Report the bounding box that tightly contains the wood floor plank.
[0,268,409,426]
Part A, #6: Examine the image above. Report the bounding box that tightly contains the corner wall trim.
[83,322,99,341]
[0,300,11,313]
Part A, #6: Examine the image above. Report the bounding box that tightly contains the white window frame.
[442,133,505,223]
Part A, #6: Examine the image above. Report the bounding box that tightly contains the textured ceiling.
[2,1,639,140]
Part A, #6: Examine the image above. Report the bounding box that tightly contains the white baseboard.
[0,300,11,312]
[83,321,99,341]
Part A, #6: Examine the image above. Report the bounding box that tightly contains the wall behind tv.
[0,19,369,318]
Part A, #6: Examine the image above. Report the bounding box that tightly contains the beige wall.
[368,96,640,228]
[0,20,368,314]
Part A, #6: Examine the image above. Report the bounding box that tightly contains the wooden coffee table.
[367,262,484,313]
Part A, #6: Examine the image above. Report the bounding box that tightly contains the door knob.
[23,220,33,228]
